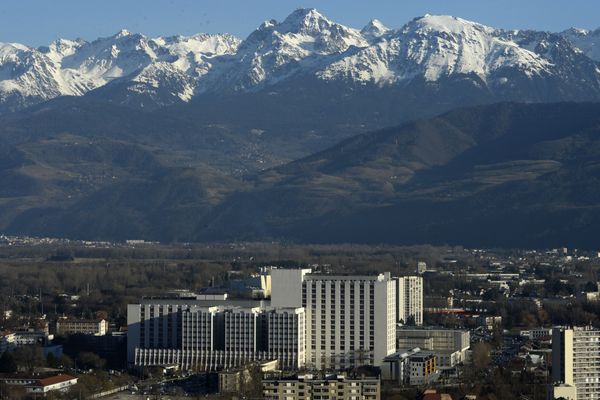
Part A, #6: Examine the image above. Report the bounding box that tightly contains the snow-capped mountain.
[210,8,369,91]
[561,28,600,61]
[0,30,240,112]
[2,8,600,112]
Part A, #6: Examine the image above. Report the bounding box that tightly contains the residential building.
[476,315,502,331]
[300,273,397,369]
[128,298,304,371]
[0,374,78,395]
[129,269,398,371]
[25,374,78,395]
[520,328,552,340]
[381,347,422,385]
[408,351,437,385]
[218,360,278,393]
[13,330,52,346]
[271,269,397,369]
[552,326,600,399]
[396,276,423,326]
[56,318,108,336]
[548,383,577,400]
[263,374,380,400]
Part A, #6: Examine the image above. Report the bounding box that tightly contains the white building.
[25,374,78,395]
[520,328,552,340]
[130,269,399,371]
[407,351,437,385]
[552,326,600,399]
[396,276,423,326]
[271,269,397,369]
[128,299,305,371]
[56,318,108,336]
[1,374,78,395]
[382,347,422,385]
[13,330,52,346]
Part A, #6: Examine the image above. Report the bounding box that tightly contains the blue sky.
[2,0,600,46]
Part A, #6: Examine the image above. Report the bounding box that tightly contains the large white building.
[272,270,397,369]
[128,298,305,371]
[552,326,600,400]
[128,268,401,371]
[396,276,423,326]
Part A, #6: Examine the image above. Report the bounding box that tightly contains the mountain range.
[3,9,600,114]
[2,9,600,247]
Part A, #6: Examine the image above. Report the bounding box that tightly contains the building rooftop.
[31,374,77,387]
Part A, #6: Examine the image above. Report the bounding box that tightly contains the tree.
[12,346,45,373]
[472,341,491,370]
[0,351,17,373]
[46,352,58,368]
[238,363,264,399]
[77,352,106,370]
[94,310,108,320]
[60,354,75,370]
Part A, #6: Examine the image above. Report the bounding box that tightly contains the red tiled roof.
[32,374,77,387]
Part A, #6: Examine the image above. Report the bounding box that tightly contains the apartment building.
[129,269,399,371]
[396,276,423,326]
[271,271,397,369]
[408,351,437,385]
[128,298,305,371]
[263,374,380,400]
[56,318,108,336]
[552,326,600,399]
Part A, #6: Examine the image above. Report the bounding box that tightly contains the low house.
[0,374,78,396]
[26,374,78,395]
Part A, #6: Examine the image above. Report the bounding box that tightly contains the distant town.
[0,237,598,399]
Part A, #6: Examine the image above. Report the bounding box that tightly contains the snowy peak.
[221,8,369,90]
[1,9,600,112]
[561,27,600,61]
[280,8,333,34]
[406,14,494,35]
[245,7,367,52]
[391,14,553,81]
[0,29,242,111]
[361,19,390,40]
[114,29,132,39]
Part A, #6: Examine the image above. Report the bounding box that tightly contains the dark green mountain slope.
[5,101,600,248]
[194,102,600,248]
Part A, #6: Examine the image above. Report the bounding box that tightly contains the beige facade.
[553,326,600,400]
[397,276,423,326]
[56,319,108,336]
[263,375,380,400]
